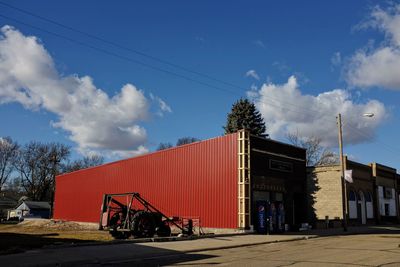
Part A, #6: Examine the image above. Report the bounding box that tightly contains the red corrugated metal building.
[54,130,307,230]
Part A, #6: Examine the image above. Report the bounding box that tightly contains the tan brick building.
[307,157,399,228]
[372,163,400,223]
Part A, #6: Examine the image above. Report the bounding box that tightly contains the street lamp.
[337,113,374,231]
[362,113,374,118]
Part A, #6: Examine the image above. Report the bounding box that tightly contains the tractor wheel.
[110,230,124,239]
[156,222,171,237]
[108,211,131,239]
[109,213,120,228]
[131,211,156,238]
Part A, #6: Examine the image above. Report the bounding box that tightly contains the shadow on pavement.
[0,232,99,255]
[0,237,217,267]
[96,249,216,267]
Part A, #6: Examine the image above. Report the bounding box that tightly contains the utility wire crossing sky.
[0,1,399,169]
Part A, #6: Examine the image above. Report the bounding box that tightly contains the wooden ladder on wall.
[238,130,251,229]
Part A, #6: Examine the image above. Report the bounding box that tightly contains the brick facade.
[308,158,398,228]
[307,165,343,222]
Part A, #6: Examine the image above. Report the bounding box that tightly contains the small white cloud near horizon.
[346,4,400,90]
[248,76,387,147]
[0,25,169,158]
[253,40,266,48]
[245,70,260,80]
[331,52,342,70]
[150,93,172,117]
[272,61,290,73]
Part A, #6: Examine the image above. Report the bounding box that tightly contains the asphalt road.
[101,234,400,266]
[2,228,400,266]
[184,235,400,267]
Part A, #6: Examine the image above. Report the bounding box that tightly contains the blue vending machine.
[276,202,285,233]
[269,201,285,233]
[256,201,267,234]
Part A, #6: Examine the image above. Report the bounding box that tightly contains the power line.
[0,1,334,117]
[0,12,398,158]
[0,14,392,137]
[345,124,400,159]
[0,1,243,90]
[0,12,331,121]
[0,13,239,96]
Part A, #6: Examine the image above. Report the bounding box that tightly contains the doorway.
[358,191,366,224]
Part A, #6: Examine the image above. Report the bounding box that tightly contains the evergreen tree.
[224,98,267,137]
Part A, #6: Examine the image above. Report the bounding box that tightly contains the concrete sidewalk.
[1,225,399,266]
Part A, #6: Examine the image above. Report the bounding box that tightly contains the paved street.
[147,234,400,267]
[1,226,400,266]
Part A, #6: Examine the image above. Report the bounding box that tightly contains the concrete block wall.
[307,166,343,222]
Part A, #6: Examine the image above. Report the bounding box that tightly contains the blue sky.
[0,0,399,169]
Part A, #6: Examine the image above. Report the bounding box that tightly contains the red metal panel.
[54,133,238,229]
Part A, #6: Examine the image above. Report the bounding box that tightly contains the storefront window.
[275,192,283,201]
[349,190,356,201]
[366,192,374,219]
[365,192,372,202]
[253,191,270,202]
[348,190,357,219]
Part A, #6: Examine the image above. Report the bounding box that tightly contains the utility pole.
[337,113,347,231]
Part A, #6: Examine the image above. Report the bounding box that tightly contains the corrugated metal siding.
[54,133,238,229]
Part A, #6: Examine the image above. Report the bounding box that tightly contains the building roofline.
[347,159,372,170]
[307,165,340,171]
[369,162,397,173]
[249,133,307,151]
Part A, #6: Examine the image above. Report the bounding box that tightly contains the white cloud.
[331,52,341,68]
[245,70,260,80]
[0,25,169,157]
[248,76,387,147]
[346,4,400,90]
[346,46,400,90]
[253,40,266,48]
[272,61,290,72]
[149,93,172,116]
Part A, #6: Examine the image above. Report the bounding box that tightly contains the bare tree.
[286,132,339,166]
[63,155,104,173]
[0,137,19,191]
[14,142,70,201]
[2,177,24,200]
[176,137,200,146]
[156,142,173,151]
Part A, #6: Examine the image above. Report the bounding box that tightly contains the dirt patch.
[0,219,113,254]
[18,219,99,231]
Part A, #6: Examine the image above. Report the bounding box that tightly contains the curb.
[42,232,252,250]
[35,232,313,256]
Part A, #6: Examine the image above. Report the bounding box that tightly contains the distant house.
[0,194,17,219]
[8,201,51,220]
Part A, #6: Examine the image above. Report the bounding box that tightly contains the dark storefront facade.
[250,135,307,232]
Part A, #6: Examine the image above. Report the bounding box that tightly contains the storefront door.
[358,191,366,224]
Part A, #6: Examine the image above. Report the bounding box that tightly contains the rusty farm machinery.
[99,192,197,239]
